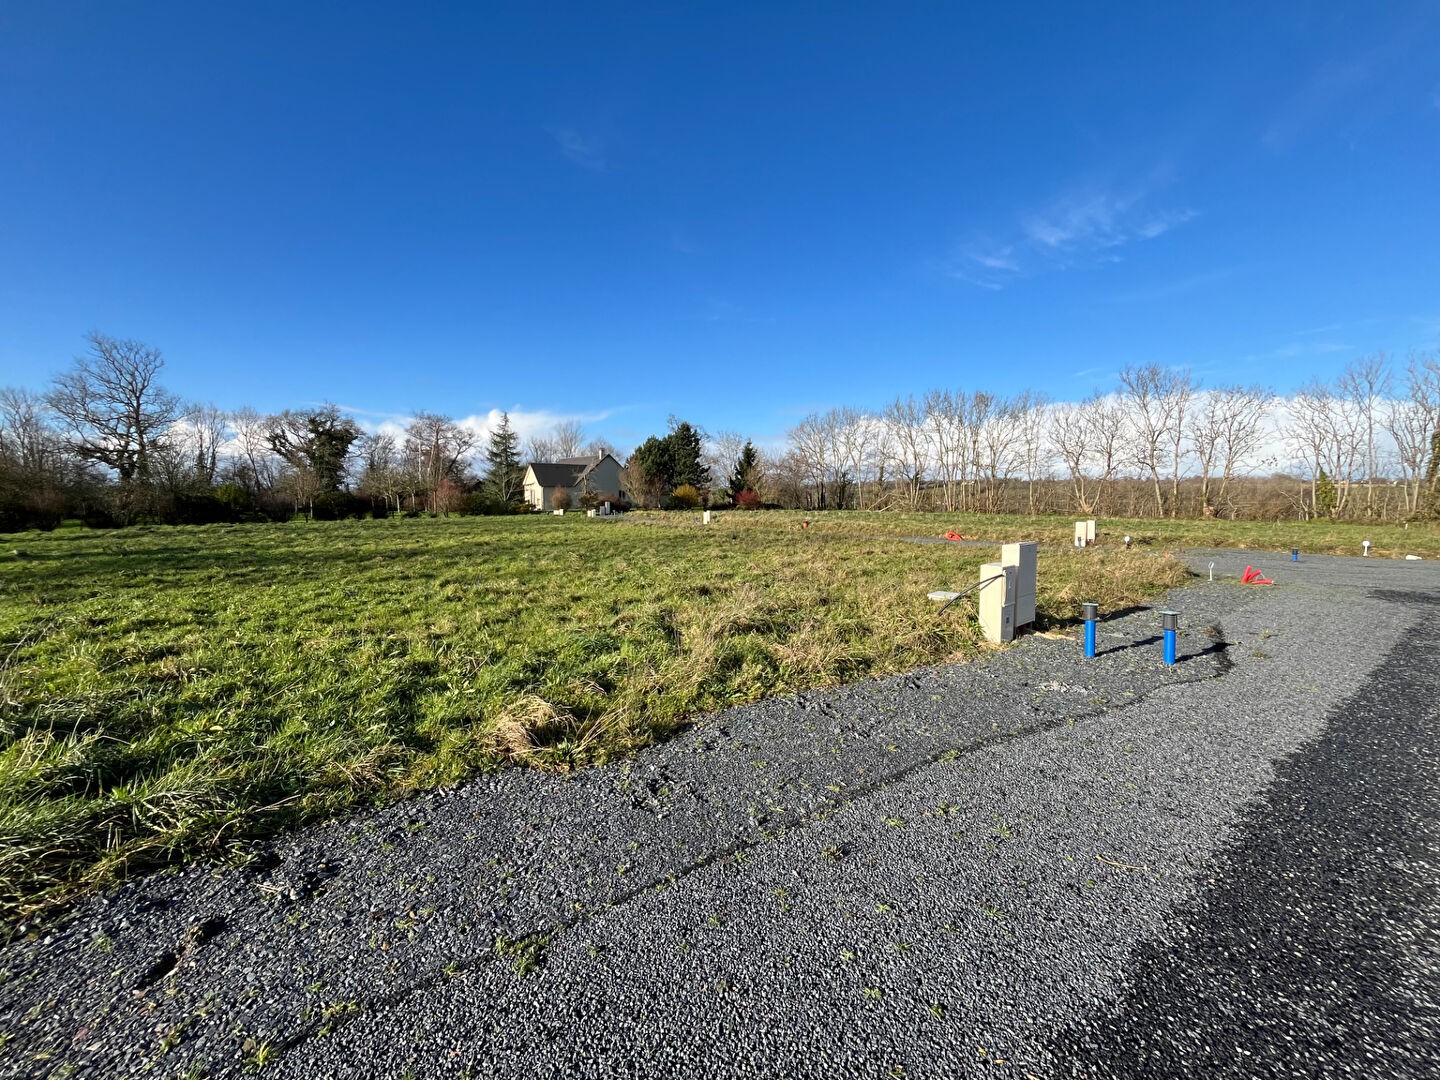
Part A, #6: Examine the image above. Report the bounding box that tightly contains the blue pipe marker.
[1292,547,1299,562]
[1160,610,1179,666]
[1082,602,1098,658]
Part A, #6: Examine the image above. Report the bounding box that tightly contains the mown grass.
[0,513,1192,925]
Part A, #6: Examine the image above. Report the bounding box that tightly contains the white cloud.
[1136,209,1198,239]
[969,246,1020,272]
[344,406,617,456]
[455,408,614,446]
[938,242,1021,290]
[945,177,1196,290]
[548,127,607,171]
[1021,190,1195,253]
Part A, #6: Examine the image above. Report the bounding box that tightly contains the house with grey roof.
[521,453,626,511]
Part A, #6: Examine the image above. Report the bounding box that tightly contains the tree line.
[0,334,552,528]
[754,354,1440,521]
[3,334,1438,531]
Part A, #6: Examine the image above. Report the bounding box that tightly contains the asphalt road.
[2,549,1436,1079]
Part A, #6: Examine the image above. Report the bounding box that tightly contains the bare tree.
[703,430,748,496]
[45,333,181,518]
[550,419,586,459]
[977,395,1025,513]
[0,388,63,484]
[1050,393,1124,515]
[787,411,841,509]
[619,459,665,509]
[228,407,280,494]
[923,390,963,512]
[404,412,478,514]
[833,408,881,510]
[181,403,228,489]
[1286,380,1364,517]
[357,431,411,512]
[1384,350,1440,515]
[1338,354,1391,517]
[1118,364,1195,517]
[1188,385,1274,518]
[883,396,930,510]
[0,388,72,516]
[1013,391,1050,514]
[525,434,558,464]
[584,436,617,460]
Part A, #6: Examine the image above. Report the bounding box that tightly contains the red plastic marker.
[944,531,965,542]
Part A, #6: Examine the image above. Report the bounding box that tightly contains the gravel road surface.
[3,549,1436,1079]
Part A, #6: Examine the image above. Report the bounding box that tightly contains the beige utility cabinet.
[978,563,1017,643]
[978,541,1039,644]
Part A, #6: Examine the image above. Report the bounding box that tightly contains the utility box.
[978,563,1017,643]
[978,542,1039,643]
[1073,520,1097,546]
[1002,541,1038,627]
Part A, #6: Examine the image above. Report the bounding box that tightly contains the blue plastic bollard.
[1292,547,1299,561]
[1160,610,1178,666]
[1082,602,1098,658]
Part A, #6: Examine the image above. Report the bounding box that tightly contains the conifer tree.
[484,412,524,504]
[728,439,759,496]
[667,420,709,490]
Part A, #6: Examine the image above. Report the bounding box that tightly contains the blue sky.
[2,2,1437,450]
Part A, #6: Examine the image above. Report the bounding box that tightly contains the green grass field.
[3,507,1425,926]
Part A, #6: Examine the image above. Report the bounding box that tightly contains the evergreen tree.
[1315,469,1337,518]
[628,435,673,489]
[625,419,710,505]
[667,420,709,490]
[728,439,759,497]
[484,412,524,504]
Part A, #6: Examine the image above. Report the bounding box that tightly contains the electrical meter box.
[978,563,1017,643]
[1073,520,1097,546]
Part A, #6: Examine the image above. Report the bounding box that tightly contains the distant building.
[521,454,626,511]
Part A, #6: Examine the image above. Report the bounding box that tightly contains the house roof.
[525,453,620,490]
[526,461,589,488]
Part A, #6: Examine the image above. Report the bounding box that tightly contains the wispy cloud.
[943,177,1196,290]
[936,241,1020,289]
[548,127,607,171]
[1262,19,1428,152]
[1021,191,1196,253]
